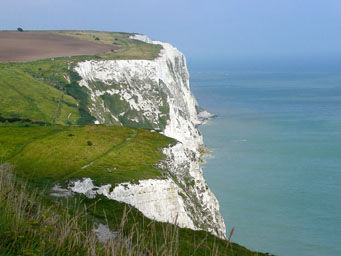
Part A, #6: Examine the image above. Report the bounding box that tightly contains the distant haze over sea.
[188,55,341,73]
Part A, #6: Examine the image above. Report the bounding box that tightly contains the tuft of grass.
[0,164,100,256]
[0,164,270,256]
[0,164,178,256]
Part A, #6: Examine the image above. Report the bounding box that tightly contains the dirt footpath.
[0,31,119,62]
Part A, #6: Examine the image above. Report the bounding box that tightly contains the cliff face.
[73,35,226,238]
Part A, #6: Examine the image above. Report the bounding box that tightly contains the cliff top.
[0,30,162,62]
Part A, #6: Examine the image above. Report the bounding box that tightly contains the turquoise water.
[190,68,341,256]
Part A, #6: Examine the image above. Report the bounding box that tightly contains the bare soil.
[0,31,119,62]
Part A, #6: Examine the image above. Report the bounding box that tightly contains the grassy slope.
[0,124,174,186]
[0,64,80,125]
[0,125,269,256]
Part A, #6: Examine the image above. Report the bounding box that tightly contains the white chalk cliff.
[72,34,226,238]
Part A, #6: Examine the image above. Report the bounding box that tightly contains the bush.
[17,27,24,32]
[87,141,93,146]
[94,37,100,41]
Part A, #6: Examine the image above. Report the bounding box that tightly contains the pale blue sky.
[1,0,341,61]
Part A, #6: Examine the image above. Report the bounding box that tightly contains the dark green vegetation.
[0,164,269,256]
[0,125,174,186]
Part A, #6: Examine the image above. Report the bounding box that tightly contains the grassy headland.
[0,30,271,255]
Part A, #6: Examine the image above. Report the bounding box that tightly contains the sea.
[189,59,341,256]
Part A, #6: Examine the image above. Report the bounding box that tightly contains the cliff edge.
[72,34,227,238]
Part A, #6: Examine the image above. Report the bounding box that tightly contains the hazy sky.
[1,0,341,61]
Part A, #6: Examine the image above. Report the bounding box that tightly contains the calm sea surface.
[189,66,341,256]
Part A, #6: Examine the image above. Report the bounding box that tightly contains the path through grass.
[0,124,174,187]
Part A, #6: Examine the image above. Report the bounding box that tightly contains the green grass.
[87,196,270,256]
[0,65,80,125]
[0,125,61,163]
[0,57,98,125]
[0,124,175,187]
[0,164,270,256]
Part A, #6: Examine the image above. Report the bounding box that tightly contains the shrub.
[94,37,100,41]
[87,140,93,146]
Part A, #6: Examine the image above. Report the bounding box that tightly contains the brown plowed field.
[0,31,119,62]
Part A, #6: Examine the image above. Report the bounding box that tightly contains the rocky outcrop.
[74,35,202,151]
[69,178,196,230]
[161,143,226,237]
[72,34,227,238]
